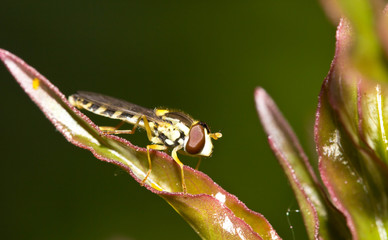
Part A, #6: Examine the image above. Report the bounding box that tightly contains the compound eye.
[186,124,206,155]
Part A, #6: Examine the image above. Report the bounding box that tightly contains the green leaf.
[317,79,388,240]
[322,15,388,172]
[0,48,280,240]
[255,88,350,240]
[319,0,388,83]
[316,20,388,239]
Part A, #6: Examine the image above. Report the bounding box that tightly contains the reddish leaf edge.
[255,88,320,184]
[315,85,358,239]
[314,20,358,239]
[0,48,280,240]
[326,18,388,173]
[255,88,321,239]
[268,138,320,240]
[317,17,388,240]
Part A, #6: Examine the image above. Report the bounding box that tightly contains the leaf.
[255,88,350,240]
[378,4,388,57]
[319,0,388,83]
[0,48,281,240]
[324,18,388,168]
[318,0,343,24]
[317,79,388,240]
[316,19,388,240]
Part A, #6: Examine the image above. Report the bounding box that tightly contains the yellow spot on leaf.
[32,78,40,90]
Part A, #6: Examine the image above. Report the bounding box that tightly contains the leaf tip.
[0,48,12,61]
[254,87,268,114]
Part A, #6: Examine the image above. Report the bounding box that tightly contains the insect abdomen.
[69,94,139,124]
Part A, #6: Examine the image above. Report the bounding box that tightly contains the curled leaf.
[0,48,280,240]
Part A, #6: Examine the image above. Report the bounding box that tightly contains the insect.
[68,91,222,192]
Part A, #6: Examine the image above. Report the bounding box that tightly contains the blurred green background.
[0,1,335,239]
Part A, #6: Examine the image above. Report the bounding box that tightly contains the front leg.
[171,146,187,193]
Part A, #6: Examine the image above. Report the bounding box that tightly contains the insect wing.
[162,111,194,127]
[74,91,160,122]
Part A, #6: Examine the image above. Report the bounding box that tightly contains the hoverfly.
[68,91,222,192]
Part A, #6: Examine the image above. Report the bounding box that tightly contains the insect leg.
[195,157,202,170]
[141,115,154,142]
[142,144,168,185]
[100,115,152,136]
[99,121,125,132]
[171,146,187,193]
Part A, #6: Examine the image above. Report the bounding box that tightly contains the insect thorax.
[150,120,188,148]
